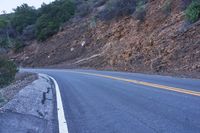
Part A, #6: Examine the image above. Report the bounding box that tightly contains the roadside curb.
[0,74,57,133]
[46,74,69,133]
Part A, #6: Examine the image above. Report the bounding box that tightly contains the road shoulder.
[0,74,58,133]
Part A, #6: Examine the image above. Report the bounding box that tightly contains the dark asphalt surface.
[23,69,200,133]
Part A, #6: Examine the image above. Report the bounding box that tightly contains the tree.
[38,0,75,22]
[185,0,200,23]
[0,58,18,87]
[0,19,8,29]
[11,4,38,33]
[36,0,75,41]
[36,14,60,41]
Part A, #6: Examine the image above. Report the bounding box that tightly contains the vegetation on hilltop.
[0,0,75,87]
[11,4,38,34]
[0,0,199,54]
[185,0,200,23]
[0,0,75,51]
[0,0,198,78]
[96,0,148,20]
[36,0,75,40]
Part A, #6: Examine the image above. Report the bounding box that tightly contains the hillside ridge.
[8,0,200,78]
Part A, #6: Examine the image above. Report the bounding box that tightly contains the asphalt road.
[23,69,200,133]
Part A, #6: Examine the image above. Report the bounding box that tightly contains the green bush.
[0,0,75,44]
[11,4,38,33]
[0,58,18,88]
[97,0,147,21]
[161,0,172,15]
[0,19,8,29]
[185,0,200,23]
[0,0,75,45]
[181,0,192,10]
[0,37,9,48]
[36,0,75,41]
[0,93,4,103]
[14,40,25,53]
[97,0,137,20]
[76,2,92,17]
[132,0,147,21]
[36,15,60,41]
[38,0,75,22]
[0,37,24,50]
[94,0,108,7]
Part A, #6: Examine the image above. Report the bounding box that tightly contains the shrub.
[0,37,24,50]
[11,4,38,33]
[1,0,75,44]
[185,0,200,23]
[0,93,4,103]
[76,2,92,17]
[21,24,36,41]
[161,0,172,15]
[13,39,25,53]
[94,0,108,7]
[90,17,97,28]
[0,58,18,87]
[181,0,192,10]
[0,37,9,48]
[38,0,75,22]
[97,0,137,20]
[133,0,147,21]
[36,0,75,41]
[36,15,60,41]
[0,19,8,29]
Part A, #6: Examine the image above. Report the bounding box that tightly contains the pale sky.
[0,0,55,14]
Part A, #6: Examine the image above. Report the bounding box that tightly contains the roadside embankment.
[0,73,57,133]
[0,72,38,107]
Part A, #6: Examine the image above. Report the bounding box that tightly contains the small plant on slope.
[0,58,18,88]
[185,0,200,23]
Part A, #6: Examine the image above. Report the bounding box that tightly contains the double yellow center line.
[68,71,200,97]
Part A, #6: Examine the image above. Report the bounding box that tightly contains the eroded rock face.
[12,0,200,78]
[103,14,200,75]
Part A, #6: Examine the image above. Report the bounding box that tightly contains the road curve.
[22,69,200,133]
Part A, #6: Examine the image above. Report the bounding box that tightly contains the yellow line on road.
[68,71,200,97]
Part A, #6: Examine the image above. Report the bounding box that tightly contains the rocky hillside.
[10,0,200,78]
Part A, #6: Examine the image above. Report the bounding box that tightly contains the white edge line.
[47,75,69,133]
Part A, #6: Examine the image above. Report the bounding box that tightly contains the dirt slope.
[11,0,200,78]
